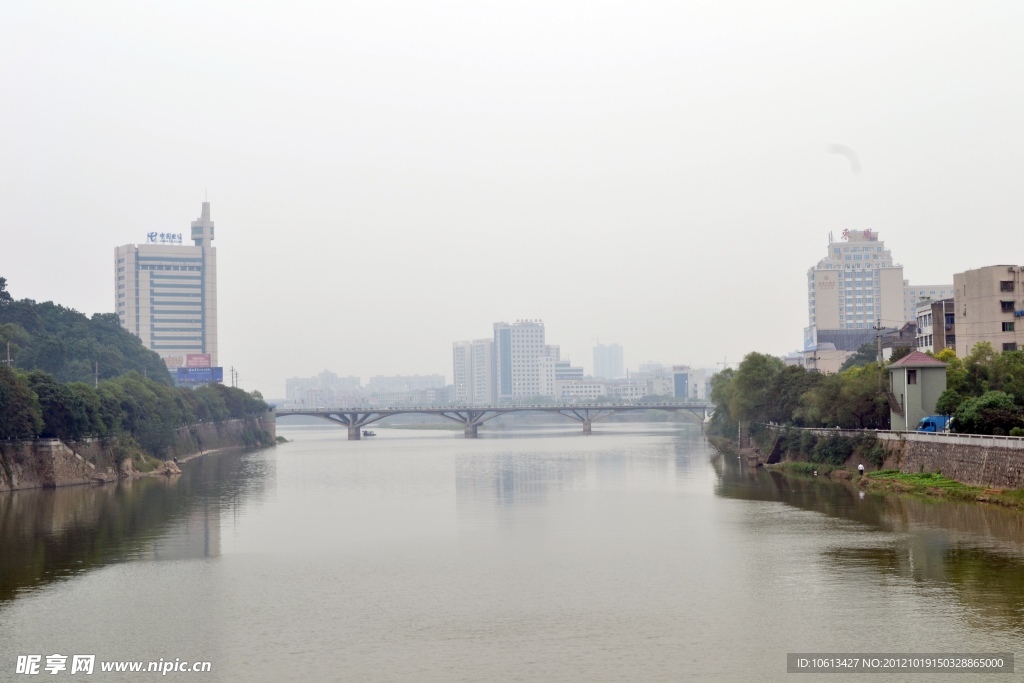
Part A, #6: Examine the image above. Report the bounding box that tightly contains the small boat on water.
[362,430,376,437]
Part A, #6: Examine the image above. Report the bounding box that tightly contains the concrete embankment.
[0,412,276,492]
[876,432,1024,490]
[757,426,1024,490]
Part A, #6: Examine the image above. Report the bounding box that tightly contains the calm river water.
[1,423,1022,681]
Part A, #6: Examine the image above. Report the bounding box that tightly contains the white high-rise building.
[593,343,624,379]
[452,339,496,404]
[115,201,218,368]
[903,282,954,322]
[805,229,951,353]
[493,320,546,401]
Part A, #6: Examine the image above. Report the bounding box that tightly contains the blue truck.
[917,415,952,432]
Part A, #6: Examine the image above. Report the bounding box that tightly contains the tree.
[888,346,912,363]
[0,366,42,439]
[953,391,1023,435]
[934,389,963,416]
[763,365,822,425]
[24,370,91,440]
[840,343,879,372]
[0,277,11,305]
[728,353,785,422]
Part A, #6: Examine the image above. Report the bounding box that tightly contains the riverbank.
[0,415,275,492]
[768,461,1024,510]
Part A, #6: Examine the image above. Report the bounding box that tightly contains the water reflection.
[714,456,1024,634]
[0,448,271,602]
[454,426,701,509]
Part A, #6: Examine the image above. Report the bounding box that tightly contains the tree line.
[709,342,1024,437]
[0,276,172,385]
[0,366,267,456]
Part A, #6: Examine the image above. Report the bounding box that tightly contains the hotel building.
[805,229,951,353]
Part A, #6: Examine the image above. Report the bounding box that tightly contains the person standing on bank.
[858,463,865,477]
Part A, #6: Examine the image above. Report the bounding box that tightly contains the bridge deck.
[275,403,713,439]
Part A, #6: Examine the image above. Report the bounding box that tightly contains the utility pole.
[874,318,885,392]
[94,360,99,389]
[4,341,10,368]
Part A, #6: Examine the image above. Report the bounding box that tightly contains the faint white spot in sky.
[828,144,862,174]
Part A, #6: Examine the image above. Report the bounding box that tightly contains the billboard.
[176,367,224,387]
[186,353,212,368]
[162,355,184,369]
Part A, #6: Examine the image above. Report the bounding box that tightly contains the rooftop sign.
[147,232,183,244]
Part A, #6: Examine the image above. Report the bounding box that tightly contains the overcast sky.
[3,1,1024,397]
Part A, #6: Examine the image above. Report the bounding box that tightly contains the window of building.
[1002,301,1016,312]
[908,369,917,385]
[1001,281,1015,292]
[1004,343,1018,351]
[1003,322,1015,332]
[945,314,955,325]
[946,335,955,346]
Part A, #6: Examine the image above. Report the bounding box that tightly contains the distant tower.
[191,201,215,247]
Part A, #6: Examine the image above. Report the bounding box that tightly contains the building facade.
[493,320,547,401]
[953,265,1024,355]
[915,298,955,354]
[804,229,950,354]
[593,343,624,379]
[904,283,954,324]
[115,201,218,368]
[453,339,496,404]
[805,229,904,352]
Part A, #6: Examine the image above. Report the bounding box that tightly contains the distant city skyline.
[5,3,1024,399]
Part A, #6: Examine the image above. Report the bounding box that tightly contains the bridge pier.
[582,420,592,435]
[464,424,478,438]
[348,425,361,440]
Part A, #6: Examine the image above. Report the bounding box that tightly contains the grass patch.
[866,470,1024,508]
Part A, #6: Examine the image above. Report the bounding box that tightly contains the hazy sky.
[3,1,1024,397]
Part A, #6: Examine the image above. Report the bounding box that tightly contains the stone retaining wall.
[0,414,276,492]
[877,432,1024,489]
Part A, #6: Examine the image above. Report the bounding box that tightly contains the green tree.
[24,370,91,440]
[839,343,879,372]
[953,391,1023,435]
[888,346,912,363]
[0,366,42,439]
[934,389,963,416]
[763,365,822,425]
[729,353,785,422]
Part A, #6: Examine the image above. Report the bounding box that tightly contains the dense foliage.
[708,352,888,437]
[0,366,267,456]
[710,343,1024,438]
[0,276,171,385]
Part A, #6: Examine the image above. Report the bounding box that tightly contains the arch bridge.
[275,402,713,439]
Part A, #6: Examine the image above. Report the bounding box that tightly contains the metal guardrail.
[757,422,1024,446]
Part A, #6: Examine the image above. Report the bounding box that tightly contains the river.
[1,423,1021,681]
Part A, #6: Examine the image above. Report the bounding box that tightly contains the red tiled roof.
[887,351,947,368]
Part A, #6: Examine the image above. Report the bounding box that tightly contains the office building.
[953,265,1024,356]
[115,201,218,368]
[593,343,624,379]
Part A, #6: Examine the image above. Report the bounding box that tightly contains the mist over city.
[4,3,1024,682]
[5,2,1024,399]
